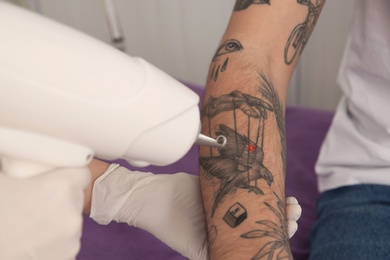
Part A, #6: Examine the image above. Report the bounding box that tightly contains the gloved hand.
[90,165,302,260]
[0,167,90,260]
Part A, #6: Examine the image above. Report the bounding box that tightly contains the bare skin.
[83,159,110,215]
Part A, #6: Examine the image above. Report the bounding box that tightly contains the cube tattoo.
[223,202,247,228]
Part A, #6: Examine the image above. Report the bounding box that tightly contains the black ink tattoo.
[203,90,273,156]
[202,90,273,119]
[224,202,248,228]
[201,70,291,257]
[209,39,243,82]
[200,124,273,216]
[284,0,324,65]
[208,225,218,246]
[234,0,270,11]
[258,72,286,177]
[241,192,292,259]
[213,40,243,61]
[201,89,275,217]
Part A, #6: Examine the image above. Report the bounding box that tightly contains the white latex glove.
[90,165,302,260]
[286,196,302,239]
[0,167,90,260]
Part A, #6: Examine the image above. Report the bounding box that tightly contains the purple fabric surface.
[77,82,334,260]
[285,107,333,260]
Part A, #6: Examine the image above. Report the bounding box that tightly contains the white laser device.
[0,2,224,178]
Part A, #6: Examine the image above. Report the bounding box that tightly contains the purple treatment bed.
[77,82,334,260]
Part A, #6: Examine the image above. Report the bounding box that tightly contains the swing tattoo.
[200,90,274,217]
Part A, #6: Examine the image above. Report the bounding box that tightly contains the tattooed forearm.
[200,71,287,218]
[284,0,325,64]
[200,69,291,258]
[201,24,292,256]
[234,0,270,11]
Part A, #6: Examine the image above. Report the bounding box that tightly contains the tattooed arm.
[200,0,325,259]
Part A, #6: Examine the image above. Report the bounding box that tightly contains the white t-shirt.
[316,0,390,192]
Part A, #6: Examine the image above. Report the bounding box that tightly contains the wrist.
[83,159,111,215]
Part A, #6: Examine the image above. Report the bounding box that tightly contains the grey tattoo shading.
[258,72,286,177]
[241,192,292,259]
[208,225,218,246]
[200,124,273,217]
[209,39,243,82]
[213,40,243,61]
[284,0,324,64]
[234,0,270,11]
[201,89,275,217]
[224,202,248,228]
[203,90,273,157]
[201,69,291,256]
[203,90,272,119]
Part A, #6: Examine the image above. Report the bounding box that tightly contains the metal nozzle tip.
[195,134,226,148]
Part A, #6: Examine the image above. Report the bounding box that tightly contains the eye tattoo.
[213,39,243,61]
[209,39,244,82]
[234,0,271,11]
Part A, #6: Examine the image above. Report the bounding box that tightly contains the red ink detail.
[247,144,256,152]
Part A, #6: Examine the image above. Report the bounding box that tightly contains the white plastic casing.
[0,2,200,175]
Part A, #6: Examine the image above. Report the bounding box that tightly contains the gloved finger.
[286,196,298,205]
[286,196,302,221]
[287,220,298,239]
[90,166,155,225]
